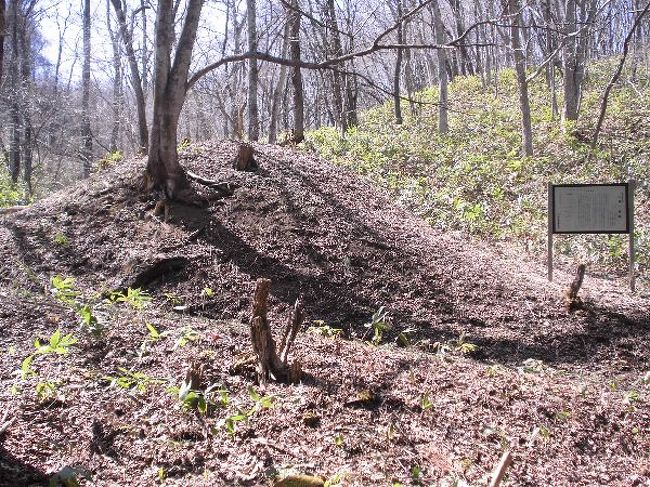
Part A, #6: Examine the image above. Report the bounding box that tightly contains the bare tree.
[506,0,533,156]
[80,0,92,177]
[144,0,204,202]
[110,0,149,154]
[246,0,260,141]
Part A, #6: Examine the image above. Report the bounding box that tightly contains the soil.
[0,141,648,487]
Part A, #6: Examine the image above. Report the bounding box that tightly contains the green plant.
[364,306,391,345]
[146,323,170,342]
[455,332,478,354]
[167,381,228,415]
[215,387,273,437]
[410,464,423,484]
[98,150,123,170]
[324,472,347,487]
[420,393,433,411]
[175,327,200,348]
[103,368,163,394]
[35,380,60,401]
[307,321,342,338]
[53,233,69,246]
[110,288,152,310]
[202,287,215,298]
[333,433,345,447]
[50,276,79,305]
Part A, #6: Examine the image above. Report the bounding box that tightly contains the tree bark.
[107,0,123,153]
[81,0,92,178]
[288,0,304,143]
[110,0,149,154]
[393,0,404,125]
[507,0,533,156]
[8,0,20,184]
[246,0,259,141]
[145,0,204,202]
[432,0,448,134]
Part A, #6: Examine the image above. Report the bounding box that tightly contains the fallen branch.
[489,450,513,487]
[0,414,16,437]
[186,170,239,196]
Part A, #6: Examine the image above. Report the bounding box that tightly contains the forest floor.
[0,141,648,487]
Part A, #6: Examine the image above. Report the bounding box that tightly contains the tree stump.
[564,263,586,311]
[249,278,303,383]
[234,143,258,171]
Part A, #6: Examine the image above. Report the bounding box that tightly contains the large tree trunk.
[393,0,404,125]
[8,0,20,184]
[145,0,204,202]
[107,0,123,153]
[432,0,448,134]
[81,0,92,178]
[325,0,346,132]
[508,0,534,156]
[110,0,149,154]
[269,21,290,143]
[288,0,304,143]
[19,15,33,194]
[246,0,259,141]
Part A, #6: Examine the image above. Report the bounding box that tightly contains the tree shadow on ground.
[0,445,48,486]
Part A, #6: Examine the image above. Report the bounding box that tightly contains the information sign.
[547,181,636,291]
[552,184,628,234]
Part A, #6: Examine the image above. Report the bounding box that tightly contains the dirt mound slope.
[0,141,649,486]
[2,141,647,371]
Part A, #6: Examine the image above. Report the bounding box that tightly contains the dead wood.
[489,450,513,487]
[186,170,239,196]
[564,263,586,311]
[234,143,258,171]
[249,278,304,383]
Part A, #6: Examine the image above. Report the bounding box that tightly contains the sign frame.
[547,181,636,292]
[551,183,630,234]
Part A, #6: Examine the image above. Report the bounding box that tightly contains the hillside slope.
[0,142,648,486]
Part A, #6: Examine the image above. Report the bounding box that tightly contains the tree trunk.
[288,0,304,143]
[246,0,259,141]
[325,0,346,132]
[432,0,448,134]
[19,14,32,194]
[268,21,290,143]
[110,0,149,154]
[145,0,204,202]
[107,0,123,153]
[507,0,533,157]
[393,0,404,125]
[8,0,20,183]
[81,0,92,178]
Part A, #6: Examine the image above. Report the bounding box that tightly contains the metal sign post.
[547,181,636,292]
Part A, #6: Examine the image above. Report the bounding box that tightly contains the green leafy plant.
[201,287,215,298]
[420,393,433,411]
[103,368,163,394]
[110,288,152,310]
[215,387,274,437]
[324,472,347,487]
[308,320,343,338]
[145,323,170,342]
[53,233,69,246]
[50,276,79,306]
[35,380,60,402]
[167,381,228,415]
[364,306,391,345]
[333,433,345,447]
[175,326,200,348]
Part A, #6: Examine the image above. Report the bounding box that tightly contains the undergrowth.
[307,60,649,286]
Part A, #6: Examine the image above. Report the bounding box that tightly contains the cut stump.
[564,263,586,311]
[234,143,258,171]
[249,278,303,383]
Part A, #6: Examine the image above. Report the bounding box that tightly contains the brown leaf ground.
[0,141,648,487]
